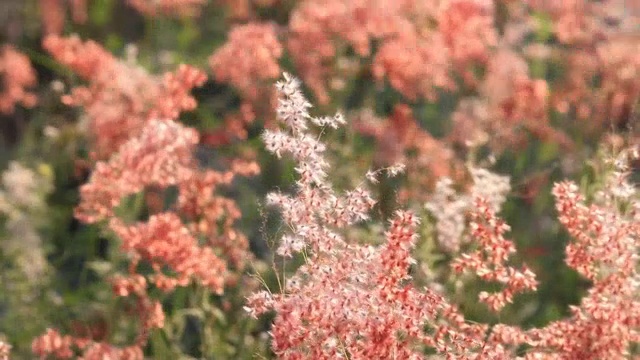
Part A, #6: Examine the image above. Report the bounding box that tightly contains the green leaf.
[533,12,554,42]
[90,0,114,27]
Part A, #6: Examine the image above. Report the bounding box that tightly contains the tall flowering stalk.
[249,73,640,359]
[248,73,512,358]
[466,148,640,359]
[451,197,538,312]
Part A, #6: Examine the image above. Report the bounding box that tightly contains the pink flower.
[44,35,206,159]
[451,197,538,311]
[250,73,490,358]
[209,23,283,103]
[0,341,10,360]
[75,119,199,223]
[110,213,227,294]
[0,45,37,114]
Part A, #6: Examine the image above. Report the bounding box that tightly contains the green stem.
[21,48,73,77]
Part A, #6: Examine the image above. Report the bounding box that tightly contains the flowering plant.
[1,1,640,358]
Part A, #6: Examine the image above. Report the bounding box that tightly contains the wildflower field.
[1,0,640,359]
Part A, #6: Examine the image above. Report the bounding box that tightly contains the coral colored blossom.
[0,45,37,114]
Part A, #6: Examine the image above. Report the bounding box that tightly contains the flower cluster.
[288,0,432,103]
[425,167,511,252]
[451,197,538,311]
[209,23,283,103]
[177,159,260,271]
[35,116,259,358]
[44,35,206,159]
[0,45,37,114]
[9,0,640,356]
[75,119,199,223]
[527,0,640,129]
[109,213,227,293]
[449,41,571,153]
[34,36,258,357]
[0,162,53,281]
[32,328,145,360]
[286,0,498,103]
[485,167,640,358]
[196,0,640,193]
[249,73,503,358]
[0,340,9,360]
[439,0,497,86]
[248,73,640,359]
[208,22,283,139]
